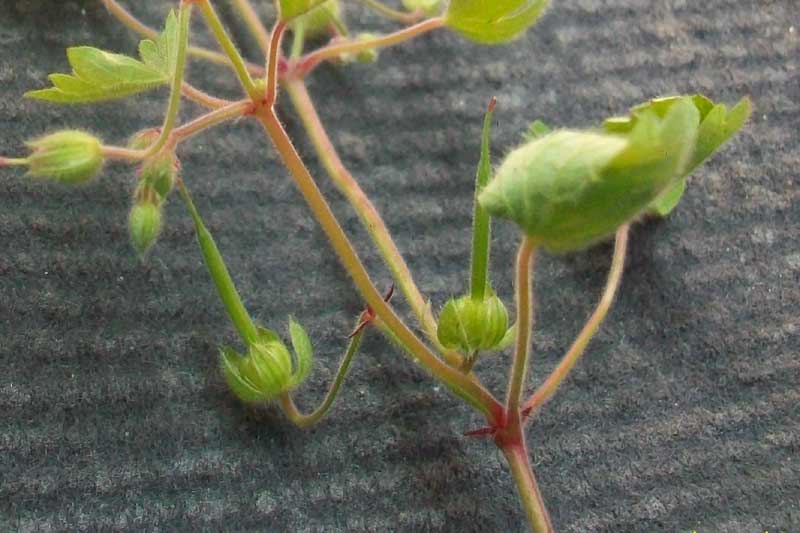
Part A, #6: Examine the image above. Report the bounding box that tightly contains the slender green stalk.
[0,157,29,166]
[256,107,503,421]
[177,179,259,346]
[230,0,270,53]
[506,237,537,418]
[196,0,260,100]
[469,97,496,301]
[279,328,364,427]
[296,17,445,76]
[282,79,461,365]
[290,23,306,59]
[143,3,193,159]
[523,224,629,417]
[101,100,250,162]
[502,444,553,533]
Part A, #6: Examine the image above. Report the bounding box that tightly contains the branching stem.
[523,225,629,418]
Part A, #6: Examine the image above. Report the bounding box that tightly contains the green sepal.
[128,191,163,258]
[288,318,314,386]
[220,346,267,403]
[26,11,179,103]
[25,130,104,184]
[445,0,549,45]
[480,97,700,253]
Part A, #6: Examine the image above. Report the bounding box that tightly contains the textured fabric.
[1,1,797,531]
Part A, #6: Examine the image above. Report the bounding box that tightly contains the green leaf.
[139,10,180,78]
[288,318,314,386]
[480,98,700,253]
[603,94,752,216]
[445,0,549,44]
[25,11,181,104]
[279,0,330,21]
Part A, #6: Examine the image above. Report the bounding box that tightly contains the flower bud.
[26,130,104,184]
[289,0,344,39]
[339,33,381,64]
[221,321,314,403]
[437,293,509,355]
[129,129,179,201]
[128,185,163,258]
[480,97,701,253]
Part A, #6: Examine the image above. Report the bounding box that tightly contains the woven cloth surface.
[0,1,798,531]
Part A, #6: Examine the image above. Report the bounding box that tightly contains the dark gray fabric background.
[1,1,798,531]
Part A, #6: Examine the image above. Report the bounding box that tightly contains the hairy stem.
[196,0,260,100]
[523,224,629,417]
[296,17,445,76]
[502,443,553,533]
[256,107,502,421]
[144,3,193,159]
[279,327,364,427]
[507,237,537,419]
[230,0,270,53]
[283,79,445,351]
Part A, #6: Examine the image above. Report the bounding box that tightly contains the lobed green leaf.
[445,0,549,44]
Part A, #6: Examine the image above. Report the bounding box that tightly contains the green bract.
[445,0,549,44]
[480,97,701,253]
[26,130,104,184]
[26,11,179,104]
[604,94,752,215]
[221,321,314,404]
[437,293,510,354]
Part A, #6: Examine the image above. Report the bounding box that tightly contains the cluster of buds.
[127,130,180,258]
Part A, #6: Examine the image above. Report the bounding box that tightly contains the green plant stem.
[355,0,423,24]
[142,3,193,159]
[506,237,537,419]
[469,97,496,301]
[523,224,629,417]
[177,178,259,346]
[230,0,270,53]
[279,328,365,427]
[290,23,306,59]
[283,79,448,356]
[196,0,260,101]
[256,107,503,421]
[101,100,250,162]
[296,17,445,75]
[264,21,287,107]
[100,0,265,76]
[502,443,553,533]
[0,157,28,166]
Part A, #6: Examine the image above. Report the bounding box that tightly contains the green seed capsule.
[437,293,509,355]
[26,130,104,184]
[220,321,314,404]
[480,97,701,253]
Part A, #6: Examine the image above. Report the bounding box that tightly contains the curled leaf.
[445,0,549,44]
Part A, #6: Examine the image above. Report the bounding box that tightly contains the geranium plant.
[1,0,750,530]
